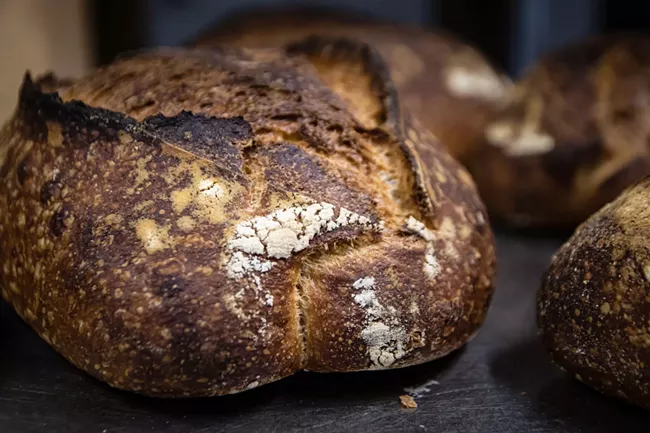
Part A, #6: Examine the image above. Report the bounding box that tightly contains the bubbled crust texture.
[539,177,650,408]
[472,34,650,227]
[193,8,511,163]
[0,44,495,397]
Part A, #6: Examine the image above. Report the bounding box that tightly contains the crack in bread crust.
[0,42,495,397]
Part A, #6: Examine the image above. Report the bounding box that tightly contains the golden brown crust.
[471,33,650,227]
[0,43,494,397]
[539,176,650,409]
[192,7,511,163]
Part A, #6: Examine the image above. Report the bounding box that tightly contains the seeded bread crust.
[470,34,650,228]
[0,42,495,397]
[539,176,650,409]
[192,7,511,164]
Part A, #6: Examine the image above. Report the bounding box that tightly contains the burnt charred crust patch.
[18,73,252,182]
[19,73,137,144]
[141,112,251,180]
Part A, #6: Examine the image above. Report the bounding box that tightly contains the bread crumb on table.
[399,395,418,409]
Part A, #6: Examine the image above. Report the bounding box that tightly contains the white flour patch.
[227,253,274,281]
[404,217,441,279]
[353,276,376,290]
[225,203,382,322]
[404,378,440,397]
[424,246,441,278]
[227,202,382,279]
[405,216,434,242]
[351,276,412,369]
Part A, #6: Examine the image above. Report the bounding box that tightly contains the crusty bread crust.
[472,34,650,227]
[539,175,650,408]
[192,7,511,163]
[0,43,494,397]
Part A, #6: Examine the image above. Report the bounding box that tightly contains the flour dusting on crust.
[423,247,441,279]
[404,216,441,279]
[226,202,382,279]
[352,276,413,369]
[224,202,382,325]
[405,216,434,242]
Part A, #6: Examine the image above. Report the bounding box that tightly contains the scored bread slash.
[399,395,418,409]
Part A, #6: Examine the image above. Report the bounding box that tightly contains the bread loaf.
[193,7,511,164]
[539,176,650,408]
[470,34,650,227]
[0,42,495,397]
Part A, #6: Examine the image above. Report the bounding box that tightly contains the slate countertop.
[2,231,649,433]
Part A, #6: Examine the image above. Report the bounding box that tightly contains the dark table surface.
[2,230,650,433]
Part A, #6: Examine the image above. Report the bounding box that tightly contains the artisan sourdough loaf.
[470,34,650,227]
[193,7,511,164]
[0,42,495,397]
[539,176,650,409]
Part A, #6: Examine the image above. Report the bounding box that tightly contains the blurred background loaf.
[469,34,650,228]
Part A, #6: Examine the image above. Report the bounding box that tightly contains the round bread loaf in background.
[539,176,650,409]
[469,34,650,228]
[192,7,511,164]
[0,41,495,397]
